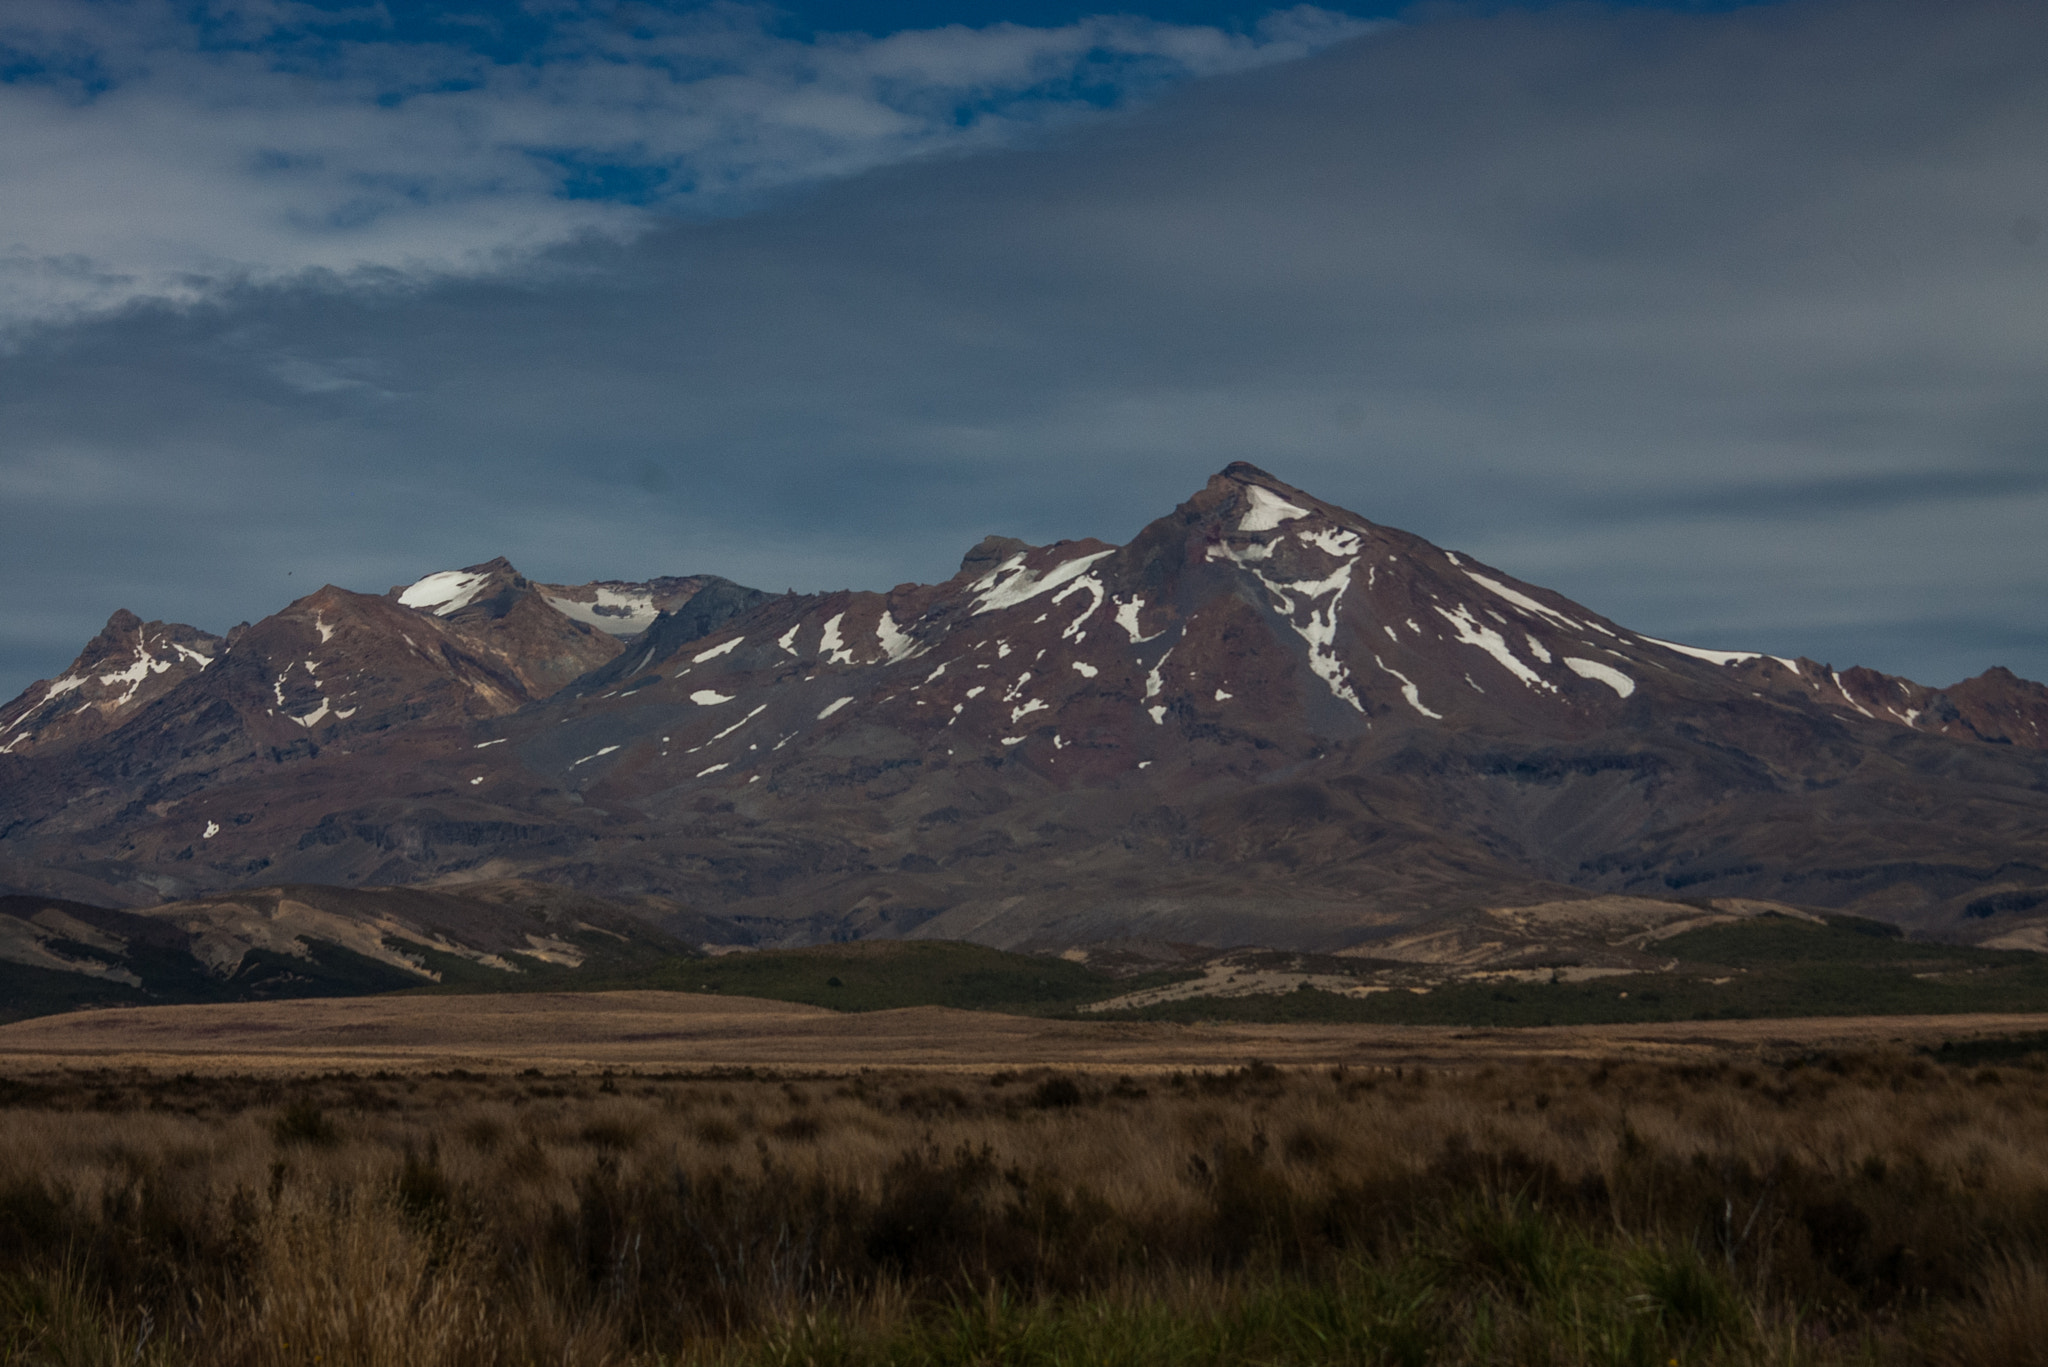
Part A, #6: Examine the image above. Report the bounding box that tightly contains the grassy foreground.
[5,1049,2048,1364]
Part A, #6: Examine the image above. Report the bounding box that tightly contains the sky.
[1,0,2044,702]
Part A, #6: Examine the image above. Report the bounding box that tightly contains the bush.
[271,1098,338,1147]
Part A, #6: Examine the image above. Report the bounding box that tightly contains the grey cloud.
[0,0,1370,332]
[1573,468,2048,523]
[3,0,2046,700]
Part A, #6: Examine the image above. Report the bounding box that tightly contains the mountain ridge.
[2,465,2045,962]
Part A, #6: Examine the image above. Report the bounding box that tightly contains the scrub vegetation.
[6,1047,2048,1363]
[544,914,2048,1028]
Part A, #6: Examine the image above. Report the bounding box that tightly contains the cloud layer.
[2,0,2045,700]
[0,0,1369,332]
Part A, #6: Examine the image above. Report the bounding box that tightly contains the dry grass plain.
[1,988,2046,1073]
[4,1033,2048,1363]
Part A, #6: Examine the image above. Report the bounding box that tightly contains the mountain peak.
[958,535,1032,579]
[392,559,523,617]
[0,611,221,757]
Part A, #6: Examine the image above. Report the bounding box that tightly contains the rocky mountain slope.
[2,465,2045,959]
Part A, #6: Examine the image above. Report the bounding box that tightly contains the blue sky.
[2,0,2045,698]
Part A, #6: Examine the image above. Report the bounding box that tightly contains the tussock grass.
[1,1050,2047,1362]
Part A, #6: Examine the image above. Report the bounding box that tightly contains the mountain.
[0,610,222,757]
[2,465,2046,958]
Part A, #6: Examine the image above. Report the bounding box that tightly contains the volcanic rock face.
[3,466,2046,952]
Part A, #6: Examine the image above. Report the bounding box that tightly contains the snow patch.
[1524,635,1553,665]
[1207,540,1276,566]
[542,586,660,636]
[1374,655,1442,720]
[1147,704,1168,725]
[1114,596,1164,643]
[1564,658,1635,698]
[1832,671,1877,719]
[1276,565,1364,711]
[689,690,736,706]
[777,624,802,656]
[399,569,491,616]
[817,696,854,720]
[696,762,729,777]
[1638,636,1761,667]
[1214,688,1232,701]
[875,611,919,663]
[1052,574,1107,642]
[1296,526,1363,557]
[1237,485,1313,532]
[693,637,743,663]
[1433,604,1555,693]
[1214,543,1364,708]
[1072,661,1099,679]
[970,549,1116,616]
[1145,648,1172,701]
[97,648,175,707]
[202,820,219,839]
[820,613,854,665]
[474,738,508,749]
[709,703,769,744]
[1011,699,1048,723]
[571,745,621,767]
[1463,571,1581,631]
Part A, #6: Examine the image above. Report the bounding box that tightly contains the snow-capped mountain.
[0,611,222,757]
[2,465,2045,951]
[0,562,764,764]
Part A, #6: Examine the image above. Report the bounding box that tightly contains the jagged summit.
[0,610,221,756]
[2,465,2046,954]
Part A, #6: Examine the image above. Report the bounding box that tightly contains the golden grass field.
[7,992,2048,1364]
[1,988,2046,1073]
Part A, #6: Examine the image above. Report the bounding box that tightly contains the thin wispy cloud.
[0,0,1373,333]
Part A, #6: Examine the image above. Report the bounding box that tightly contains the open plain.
[3,988,2048,1073]
[5,1010,2048,1364]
